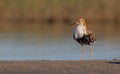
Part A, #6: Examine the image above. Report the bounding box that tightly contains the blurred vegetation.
[0,0,120,23]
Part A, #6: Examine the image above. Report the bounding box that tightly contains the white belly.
[73,25,86,39]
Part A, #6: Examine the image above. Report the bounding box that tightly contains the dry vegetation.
[0,0,120,23]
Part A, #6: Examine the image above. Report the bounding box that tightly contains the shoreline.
[0,60,119,74]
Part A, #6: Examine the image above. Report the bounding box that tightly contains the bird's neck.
[76,24,87,36]
[78,24,87,29]
[77,24,87,31]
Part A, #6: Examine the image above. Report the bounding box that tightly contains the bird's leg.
[90,45,93,60]
[81,45,84,60]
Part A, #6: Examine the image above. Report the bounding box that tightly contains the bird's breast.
[73,25,86,39]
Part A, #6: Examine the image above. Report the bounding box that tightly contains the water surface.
[0,23,120,60]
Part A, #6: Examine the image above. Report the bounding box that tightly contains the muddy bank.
[0,60,119,74]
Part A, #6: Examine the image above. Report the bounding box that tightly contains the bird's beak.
[70,22,76,26]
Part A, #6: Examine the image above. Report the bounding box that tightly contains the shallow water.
[0,23,120,60]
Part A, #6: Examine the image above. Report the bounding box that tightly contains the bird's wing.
[86,30,97,41]
[86,30,93,35]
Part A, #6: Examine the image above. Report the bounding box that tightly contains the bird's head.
[71,18,87,29]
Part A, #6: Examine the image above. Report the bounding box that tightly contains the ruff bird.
[71,18,96,60]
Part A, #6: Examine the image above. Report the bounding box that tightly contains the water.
[0,23,120,60]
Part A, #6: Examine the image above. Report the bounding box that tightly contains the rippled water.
[0,23,120,60]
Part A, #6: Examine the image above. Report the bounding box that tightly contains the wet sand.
[0,60,119,74]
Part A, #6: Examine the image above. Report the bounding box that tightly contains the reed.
[0,0,120,23]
